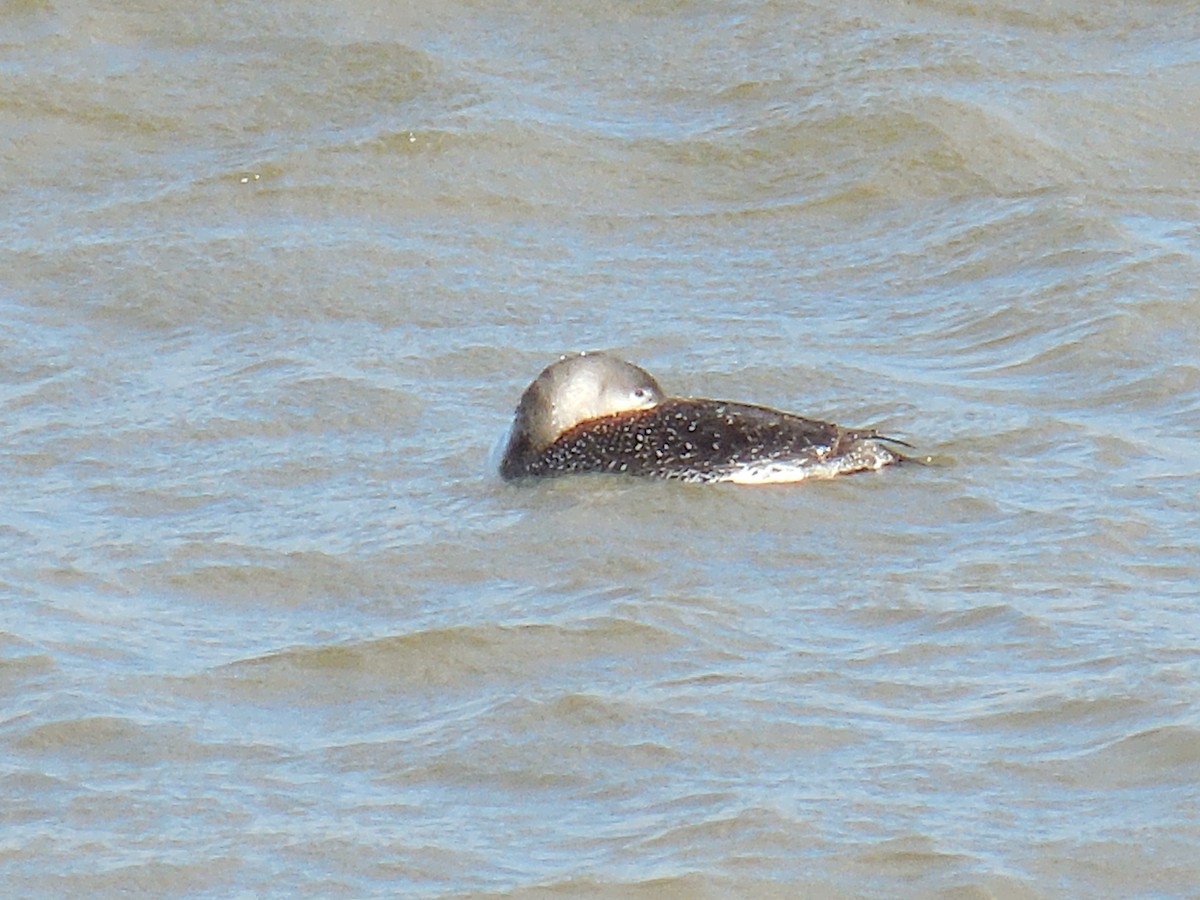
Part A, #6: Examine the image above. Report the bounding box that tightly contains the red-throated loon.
[499,352,909,484]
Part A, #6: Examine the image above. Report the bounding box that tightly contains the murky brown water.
[4,0,1199,895]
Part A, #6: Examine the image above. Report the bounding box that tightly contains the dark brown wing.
[507,398,886,481]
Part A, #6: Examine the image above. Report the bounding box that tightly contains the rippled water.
[4,0,1199,895]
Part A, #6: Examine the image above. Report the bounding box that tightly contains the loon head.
[505,351,666,455]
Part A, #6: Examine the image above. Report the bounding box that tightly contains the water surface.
[3,0,1199,895]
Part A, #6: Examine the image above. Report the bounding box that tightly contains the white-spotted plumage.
[499,352,908,484]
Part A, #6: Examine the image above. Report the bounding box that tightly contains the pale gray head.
[510,351,666,450]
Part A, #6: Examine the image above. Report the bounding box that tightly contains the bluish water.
[3,0,1199,895]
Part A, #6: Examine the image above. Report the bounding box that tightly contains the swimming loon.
[499,352,908,484]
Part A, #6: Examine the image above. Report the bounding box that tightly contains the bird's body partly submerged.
[499,352,908,484]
